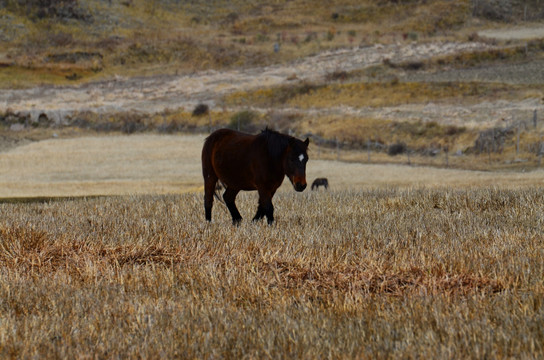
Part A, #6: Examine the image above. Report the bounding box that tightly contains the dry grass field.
[1,0,544,357]
[0,187,543,358]
[0,134,543,358]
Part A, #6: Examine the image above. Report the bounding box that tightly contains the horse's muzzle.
[290,175,307,192]
[294,183,307,192]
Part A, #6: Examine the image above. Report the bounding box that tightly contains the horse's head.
[284,137,310,192]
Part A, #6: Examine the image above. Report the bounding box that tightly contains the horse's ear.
[304,138,310,147]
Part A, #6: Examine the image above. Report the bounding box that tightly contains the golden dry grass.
[0,187,543,358]
[1,134,543,357]
[225,81,543,110]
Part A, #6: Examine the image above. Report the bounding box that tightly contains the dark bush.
[0,110,29,127]
[326,70,350,82]
[5,0,92,22]
[470,126,514,154]
[445,125,466,136]
[192,104,209,117]
[388,142,407,156]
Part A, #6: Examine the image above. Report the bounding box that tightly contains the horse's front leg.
[255,188,276,225]
[252,206,265,222]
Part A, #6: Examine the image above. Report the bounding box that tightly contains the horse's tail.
[214,181,226,206]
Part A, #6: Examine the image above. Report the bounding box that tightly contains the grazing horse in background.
[311,178,329,190]
[202,128,310,225]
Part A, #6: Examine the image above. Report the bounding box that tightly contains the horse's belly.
[211,143,273,191]
[215,167,256,191]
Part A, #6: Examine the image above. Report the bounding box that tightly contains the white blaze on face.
[299,154,305,163]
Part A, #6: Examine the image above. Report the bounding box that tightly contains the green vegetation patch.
[224,81,540,109]
[431,42,544,69]
[331,0,470,35]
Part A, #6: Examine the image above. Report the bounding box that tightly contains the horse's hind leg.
[204,174,218,222]
[223,188,242,225]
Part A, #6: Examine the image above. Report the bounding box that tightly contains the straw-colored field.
[1,134,543,199]
[0,186,543,358]
[0,135,204,198]
[2,0,544,357]
[1,134,544,358]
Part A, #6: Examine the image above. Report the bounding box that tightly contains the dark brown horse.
[311,177,329,190]
[202,128,309,225]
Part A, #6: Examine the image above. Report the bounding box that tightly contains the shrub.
[229,110,258,132]
[192,104,209,117]
[325,70,350,82]
[388,142,407,156]
[5,0,92,22]
[470,126,514,154]
[472,0,513,21]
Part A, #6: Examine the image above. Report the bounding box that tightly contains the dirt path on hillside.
[0,41,495,119]
[478,26,544,40]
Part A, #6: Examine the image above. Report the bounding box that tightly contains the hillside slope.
[1,0,544,171]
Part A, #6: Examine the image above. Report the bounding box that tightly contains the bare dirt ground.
[478,25,544,40]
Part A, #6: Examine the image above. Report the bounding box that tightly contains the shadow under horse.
[202,128,309,225]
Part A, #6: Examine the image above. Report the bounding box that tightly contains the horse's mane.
[259,128,291,160]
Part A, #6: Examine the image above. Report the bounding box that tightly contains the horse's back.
[202,128,232,153]
[202,129,259,189]
[203,129,256,160]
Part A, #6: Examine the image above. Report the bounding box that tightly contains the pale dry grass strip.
[0,134,205,197]
[1,134,544,199]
